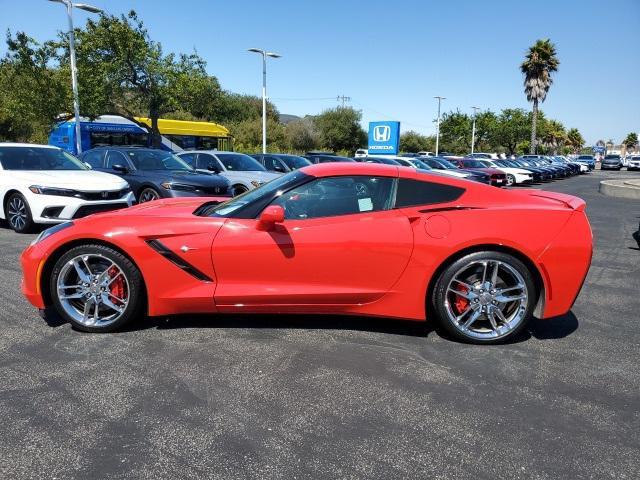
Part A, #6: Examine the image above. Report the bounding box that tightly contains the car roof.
[0,142,59,149]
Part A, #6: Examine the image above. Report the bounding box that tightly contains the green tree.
[566,128,585,153]
[521,39,559,153]
[285,117,320,152]
[540,119,566,155]
[490,108,531,154]
[0,32,69,142]
[400,130,433,153]
[229,117,288,153]
[439,110,471,154]
[623,132,638,151]
[313,107,366,153]
[71,11,221,147]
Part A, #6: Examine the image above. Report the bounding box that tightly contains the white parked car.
[177,150,281,195]
[354,149,368,158]
[627,155,640,171]
[478,159,534,185]
[417,151,434,157]
[0,143,134,233]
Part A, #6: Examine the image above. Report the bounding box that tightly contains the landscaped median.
[599,178,640,199]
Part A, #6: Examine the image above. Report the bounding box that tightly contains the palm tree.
[521,39,559,154]
[566,128,585,153]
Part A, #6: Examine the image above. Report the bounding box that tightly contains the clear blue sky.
[2,0,639,144]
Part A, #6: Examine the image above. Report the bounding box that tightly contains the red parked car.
[21,163,592,344]
[447,157,508,186]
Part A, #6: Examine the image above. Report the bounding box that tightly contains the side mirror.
[207,163,221,173]
[112,164,128,173]
[257,205,285,230]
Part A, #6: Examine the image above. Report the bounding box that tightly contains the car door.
[104,150,137,188]
[211,174,414,310]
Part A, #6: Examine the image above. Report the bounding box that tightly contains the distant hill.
[279,114,301,125]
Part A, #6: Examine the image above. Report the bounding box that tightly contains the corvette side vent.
[145,239,213,282]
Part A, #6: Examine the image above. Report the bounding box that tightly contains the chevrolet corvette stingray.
[20,163,592,344]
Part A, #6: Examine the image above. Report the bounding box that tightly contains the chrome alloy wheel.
[56,254,130,328]
[444,259,529,340]
[8,196,27,230]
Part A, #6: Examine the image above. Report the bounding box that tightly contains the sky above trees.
[1,0,638,145]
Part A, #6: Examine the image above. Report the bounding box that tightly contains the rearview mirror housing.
[112,164,128,173]
[257,205,285,230]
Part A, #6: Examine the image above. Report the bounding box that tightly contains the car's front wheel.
[506,174,516,186]
[5,192,35,233]
[233,184,248,196]
[433,251,536,344]
[138,187,160,203]
[50,244,144,332]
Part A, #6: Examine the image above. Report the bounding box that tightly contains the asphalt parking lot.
[1,170,638,479]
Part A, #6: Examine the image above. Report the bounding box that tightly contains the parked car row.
[0,141,594,234]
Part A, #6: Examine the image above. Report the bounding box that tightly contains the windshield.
[209,171,306,217]
[0,147,87,170]
[578,156,593,160]
[217,153,266,171]
[462,159,486,168]
[126,150,192,171]
[277,155,311,169]
[604,155,620,160]
[433,158,457,169]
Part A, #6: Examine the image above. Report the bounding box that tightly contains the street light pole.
[49,0,103,155]
[434,96,445,156]
[248,48,281,154]
[471,106,480,155]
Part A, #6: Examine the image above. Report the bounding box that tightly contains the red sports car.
[20,163,592,344]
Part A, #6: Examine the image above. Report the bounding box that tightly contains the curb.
[599,179,640,200]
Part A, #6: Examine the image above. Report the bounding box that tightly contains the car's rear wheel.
[433,251,536,344]
[50,244,144,332]
[5,193,35,233]
[138,187,160,203]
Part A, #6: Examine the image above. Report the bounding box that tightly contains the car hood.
[498,167,532,175]
[8,170,128,190]
[436,169,468,178]
[464,167,505,175]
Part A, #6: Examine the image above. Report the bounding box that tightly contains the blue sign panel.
[592,145,606,154]
[368,121,401,155]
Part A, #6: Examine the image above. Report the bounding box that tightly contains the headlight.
[31,221,74,246]
[29,185,80,197]
[160,182,196,192]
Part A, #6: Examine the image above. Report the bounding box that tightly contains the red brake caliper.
[453,285,469,314]
[108,267,126,305]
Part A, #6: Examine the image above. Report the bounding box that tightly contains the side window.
[271,176,395,220]
[263,156,284,172]
[395,179,465,208]
[83,150,104,168]
[106,151,126,169]
[179,153,196,167]
[197,153,215,170]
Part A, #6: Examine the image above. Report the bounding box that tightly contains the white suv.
[0,143,134,233]
[177,151,281,195]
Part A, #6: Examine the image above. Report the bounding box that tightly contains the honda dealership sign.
[368,121,400,155]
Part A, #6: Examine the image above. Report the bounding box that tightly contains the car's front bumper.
[20,243,46,309]
[29,191,135,224]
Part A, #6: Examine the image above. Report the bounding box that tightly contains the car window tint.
[196,153,215,170]
[82,150,104,168]
[395,178,465,208]
[105,151,126,169]
[271,176,395,220]
[179,153,196,166]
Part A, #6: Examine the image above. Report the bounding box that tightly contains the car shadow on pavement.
[41,307,578,342]
[631,221,640,250]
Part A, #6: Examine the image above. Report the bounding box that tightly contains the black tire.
[233,184,248,196]
[49,244,145,333]
[5,192,35,233]
[138,187,161,203]
[506,174,516,186]
[432,251,537,344]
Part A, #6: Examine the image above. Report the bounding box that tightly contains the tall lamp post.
[49,0,103,155]
[248,48,281,154]
[470,106,480,155]
[434,96,445,156]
